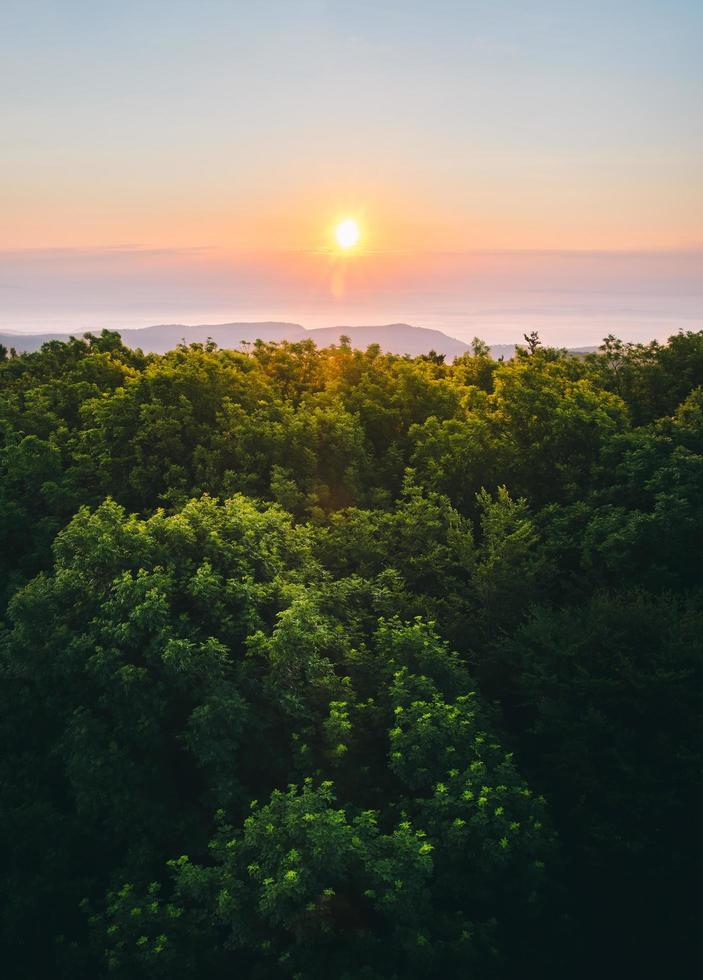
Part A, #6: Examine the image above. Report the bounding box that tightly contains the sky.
[1,0,702,343]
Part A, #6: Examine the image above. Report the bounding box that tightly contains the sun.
[335,218,360,249]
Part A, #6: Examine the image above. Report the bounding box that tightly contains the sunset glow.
[335,219,360,250]
[0,1,700,341]
[1,4,702,974]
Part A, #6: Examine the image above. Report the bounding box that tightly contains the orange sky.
[5,162,702,254]
[2,2,702,343]
[3,2,702,255]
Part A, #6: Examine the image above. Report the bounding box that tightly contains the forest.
[1,329,701,978]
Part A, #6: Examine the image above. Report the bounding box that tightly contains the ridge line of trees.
[1,328,702,977]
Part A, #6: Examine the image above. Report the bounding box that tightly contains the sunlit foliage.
[1,329,702,977]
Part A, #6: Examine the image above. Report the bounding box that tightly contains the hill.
[0,321,470,358]
[0,322,602,360]
[307,323,470,358]
[0,322,307,355]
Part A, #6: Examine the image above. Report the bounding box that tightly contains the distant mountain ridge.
[0,321,472,358]
[306,323,472,358]
[0,321,599,359]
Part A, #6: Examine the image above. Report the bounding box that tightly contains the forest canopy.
[1,330,702,978]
